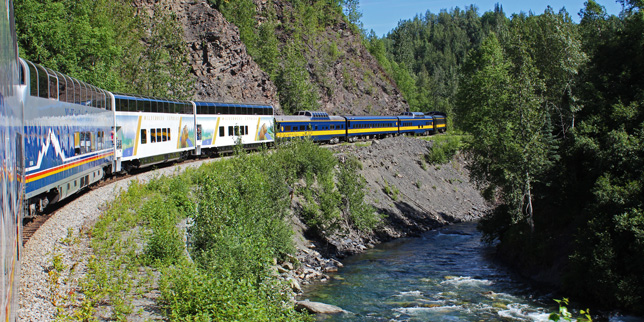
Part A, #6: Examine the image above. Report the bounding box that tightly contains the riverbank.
[287,135,490,291]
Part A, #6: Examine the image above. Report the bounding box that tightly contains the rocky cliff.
[139,0,408,115]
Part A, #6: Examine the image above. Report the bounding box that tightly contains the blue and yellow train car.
[344,115,398,142]
[275,111,346,144]
[397,112,434,136]
[425,111,447,133]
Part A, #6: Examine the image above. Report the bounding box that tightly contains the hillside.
[176,0,409,115]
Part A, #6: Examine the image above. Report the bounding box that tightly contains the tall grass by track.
[66,139,379,321]
[421,132,467,165]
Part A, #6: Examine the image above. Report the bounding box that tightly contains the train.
[1,0,23,320]
[19,56,446,218]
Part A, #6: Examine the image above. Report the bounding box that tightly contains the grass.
[421,132,466,165]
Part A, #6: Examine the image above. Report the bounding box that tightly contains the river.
[301,222,643,322]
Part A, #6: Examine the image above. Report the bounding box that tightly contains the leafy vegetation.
[70,140,376,320]
[423,134,463,165]
[14,0,192,98]
[448,0,644,314]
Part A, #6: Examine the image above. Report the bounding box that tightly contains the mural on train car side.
[256,116,274,141]
[116,114,139,158]
[197,116,219,146]
[177,116,195,149]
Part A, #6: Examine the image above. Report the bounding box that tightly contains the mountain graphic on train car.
[25,128,69,173]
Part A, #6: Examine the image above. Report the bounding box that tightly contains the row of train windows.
[218,125,250,137]
[23,60,109,109]
[401,122,433,127]
[140,128,171,144]
[353,123,395,129]
[116,99,193,114]
[280,124,345,132]
[74,131,107,155]
[197,105,273,115]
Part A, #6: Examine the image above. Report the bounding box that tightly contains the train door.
[114,126,123,171]
[196,124,202,155]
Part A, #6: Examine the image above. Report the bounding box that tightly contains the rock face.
[155,0,405,115]
[168,0,281,108]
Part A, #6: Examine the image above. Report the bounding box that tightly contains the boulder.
[295,300,346,314]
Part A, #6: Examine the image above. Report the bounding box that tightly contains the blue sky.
[360,0,625,36]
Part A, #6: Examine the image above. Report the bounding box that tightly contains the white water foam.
[497,303,550,321]
[440,276,494,287]
[394,290,424,297]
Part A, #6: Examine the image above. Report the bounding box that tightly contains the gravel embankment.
[18,159,217,321]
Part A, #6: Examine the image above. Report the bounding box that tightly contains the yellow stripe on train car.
[348,127,398,134]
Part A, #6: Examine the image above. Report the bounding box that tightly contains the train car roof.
[193,101,273,109]
[343,115,399,120]
[275,115,345,121]
[113,93,190,104]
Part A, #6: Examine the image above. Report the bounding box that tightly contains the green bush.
[425,135,462,165]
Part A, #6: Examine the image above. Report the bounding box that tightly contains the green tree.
[458,32,554,234]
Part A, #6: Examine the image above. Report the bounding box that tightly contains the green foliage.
[425,135,462,165]
[449,2,644,314]
[338,156,380,231]
[370,5,509,118]
[382,179,400,201]
[548,298,592,322]
[14,0,192,98]
[276,43,320,114]
[142,195,184,265]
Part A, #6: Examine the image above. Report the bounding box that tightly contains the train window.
[228,126,234,136]
[19,61,25,85]
[245,126,249,135]
[115,99,124,111]
[126,99,133,111]
[219,126,224,137]
[150,129,156,143]
[141,129,147,144]
[36,65,49,98]
[74,132,80,154]
[156,128,162,142]
[27,61,39,97]
[91,132,96,151]
[167,128,171,141]
[162,128,167,142]
[285,125,291,132]
[56,71,66,102]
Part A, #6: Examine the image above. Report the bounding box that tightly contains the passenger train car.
[112,94,195,172]
[20,59,114,217]
[194,101,274,156]
[274,111,444,143]
[275,111,345,144]
[1,1,22,320]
